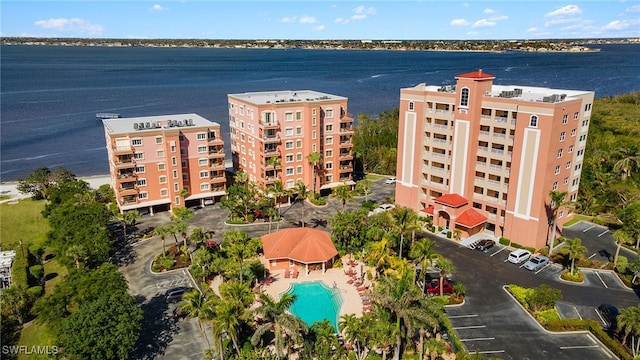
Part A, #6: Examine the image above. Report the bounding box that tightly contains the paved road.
[562,221,639,264]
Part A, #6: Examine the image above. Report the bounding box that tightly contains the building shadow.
[129,294,179,360]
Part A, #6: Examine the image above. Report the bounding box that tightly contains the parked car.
[476,239,495,251]
[165,287,190,303]
[523,255,550,271]
[369,203,396,215]
[507,249,532,264]
[597,304,619,329]
[385,177,396,184]
[203,199,214,206]
[424,280,454,296]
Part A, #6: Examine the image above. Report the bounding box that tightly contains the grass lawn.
[0,199,49,249]
[365,173,387,181]
[18,320,57,360]
[563,214,593,227]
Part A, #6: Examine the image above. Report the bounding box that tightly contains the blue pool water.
[287,281,343,331]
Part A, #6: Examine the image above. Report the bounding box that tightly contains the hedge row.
[546,318,632,360]
[498,237,536,253]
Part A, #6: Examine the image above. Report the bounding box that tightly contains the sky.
[1,1,639,40]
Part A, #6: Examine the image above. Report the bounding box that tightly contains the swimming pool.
[286,281,343,331]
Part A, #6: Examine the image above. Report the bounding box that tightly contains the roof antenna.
[479,69,483,74]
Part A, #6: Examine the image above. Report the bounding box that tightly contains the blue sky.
[1,1,639,40]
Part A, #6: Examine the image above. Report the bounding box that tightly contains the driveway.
[562,221,639,264]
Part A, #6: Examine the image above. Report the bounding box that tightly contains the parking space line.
[448,314,478,319]
[597,230,609,237]
[583,225,596,232]
[573,306,583,320]
[490,247,507,257]
[588,253,597,259]
[534,264,551,274]
[460,337,495,342]
[560,345,600,350]
[595,308,606,326]
[594,272,608,288]
[453,325,486,330]
[586,333,597,344]
[478,350,505,355]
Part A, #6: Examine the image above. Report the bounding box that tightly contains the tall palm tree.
[222,230,253,283]
[190,227,211,249]
[219,280,254,310]
[212,301,242,355]
[331,184,355,211]
[339,313,372,360]
[425,337,447,360]
[548,190,569,253]
[617,305,640,358]
[356,179,373,202]
[392,207,421,259]
[154,224,171,256]
[562,237,587,276]
[435,256,455,296]
[409,238,438,293]
[612,229,634,268]
[370,311,397,360]
[295,181,311,227]
[366,238,395,274]
[267,156,281,179]
[116,210,141,239]
[613,147,640,180]
[251,293,308,360]
[178,289,215,348]
[306,151,323,194]
[310,319,343,359]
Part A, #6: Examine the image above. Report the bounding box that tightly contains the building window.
[157,150,165,158]
[557,149,563,158]
[325,162,333,170]
[296,111,302,121]
[172,170,178,179]
[579,134,587,142]
[175,197,181,205]
[312,130,317,139]
[199,158,207,166]
[325,124,333,132]
[136,179,147,187]
[326,175,333,183]
[460,87,470,107]
[135,165,145,173]
[570,193,577,201]
[197,133,206,140]
[326,109,334,118]
[296,127,303,135]
[174,183,179,191]
[312,117,316,126]
[182,174,188,181]
[159,176,167,184]
[171,157,177,166]
[285,112,293,122]
[285,128,294,136]
[552,181,558,190]
[560,132,565,141]
[200,183,210,191]
[285,141,294,150]
[409,101,415,111]
[562,114,568,124]
[134,152,144,160]
[286,167,294,176]
[132,138,142,146]
[286,154,294,163]
[571,129,576,137]
[161,189,168,197]
[529,115,538,128]
[170,144,176,153]
[585,103,592,112]
[138,192,148,200]
[566,161,571,169]
[200,171,208,178]
[286,180,294,189]
[297,166,303,174]
[155,137,163,144]
[181,161,187,168]
[568,145,574,153]
[158,163,166,171]
[296,153,303,161]
[296,140,302,148]
[574,112,579,120]
[564,177,569,185]
[326,149,333,157]
[312,144,316,152]
[555,165,560,175]
[326,137,333,145]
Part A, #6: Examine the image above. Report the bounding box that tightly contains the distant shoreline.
[0,174,112,203]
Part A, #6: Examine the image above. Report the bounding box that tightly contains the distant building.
[395,70,594,250]
[228,90,355,192]
[103,114,226,214]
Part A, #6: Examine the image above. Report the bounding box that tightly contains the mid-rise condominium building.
[395,70,594,250]
[103,114,226,214]
[228,90,355,192]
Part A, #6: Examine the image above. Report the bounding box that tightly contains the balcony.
[479,130,490,138]
[113,146,134,155]
[495,116,508,123]
[339,139,352,148]
[208,148,225,158]
[433,124,449,131]
[339,151,353,159]
[340,111,354,122]
[264,148,280,156]
[114,159,135,169]
[210,161,225,170]
[211,185,226,193]
[209,173,226,184]
[264,176,278,185]
[339,126,354,134]
[491,148,504,155]
[208,136,224,145]
[478,146,488,153]
[339,165,352,173]
[339,175,352,182]
[117,171,137,180]
[121,196,138,205]
[261,121,279,129]
[118,185,138,196]
[263,134,281,143]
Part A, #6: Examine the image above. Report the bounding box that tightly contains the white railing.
[478,147,488,152]
[491,148,504,155]
[477,162,487,167]
[495,117,507,123]
[489,164,502,171]
[493,133,506,139]
[475,176,485,182]
[479,130,490,137]
[433,138,447,144]
[434,124,449,130]
[487,179,501,186]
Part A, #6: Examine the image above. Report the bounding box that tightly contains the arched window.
[529,115,538,128]
[460,87,470,107]
[408,101,414,111]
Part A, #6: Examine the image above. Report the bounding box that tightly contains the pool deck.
[258,256,371,319]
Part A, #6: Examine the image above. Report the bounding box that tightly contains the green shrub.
[615,256,628,273]
[154,255,175,270]
[525,246,536,254]
[507,284,533,309]
[29,265,44,281]
[437,226,443,232]
[499,237,511,246]
[446,231,452,239]
[361,200,376,211]
[28,245,44,263]
[11,251,29,287]
[26,285,43,298]
[310,194,326,206]
[561,270,584,282]
[534,308,560,324]
[529,284,562,311]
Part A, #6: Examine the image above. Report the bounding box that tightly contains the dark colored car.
[597,304,619,329]
[424,280,454,296]
[476,239,495,251]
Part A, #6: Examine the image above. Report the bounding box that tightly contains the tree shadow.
[112,244,138,267]
[308,218,327,228]
[129,294,180,360]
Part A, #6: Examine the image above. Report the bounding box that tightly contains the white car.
[385,177,396,184]
[507,249,532,264]
[369,203,396,216]
[523,256,550,271]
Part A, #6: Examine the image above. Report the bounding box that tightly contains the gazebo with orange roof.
[261,228,339,276]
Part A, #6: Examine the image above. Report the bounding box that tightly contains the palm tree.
[190,227,211,249]
[370,312,397,360]
[116,210,141,239]
[178,289,215,348]
[0,284,30,324]
[355,179,373,202]
[366,238,395,274]
[66,244,87,269]
[154,225,171,256]
[306,151,323,193]
[548,190,569,253]
[339,313,372,360]
[617,305,640,357]
[613,147,640,180]
[223,229,253,283]
[331,184,355,211]
[612,229,634,268]
[409,238,438,293]
[425,337,447,360]
[295,181,311,227]
[219,280,254,310]
[251,293,308,360]
[212,301,242,355]
[392,207,421,259]
[310,319,343,359]
[562,237,587,276]
[435,256,455,296]
[267,156,281,179]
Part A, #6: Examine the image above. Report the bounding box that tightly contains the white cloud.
[34,18,104,35]
[526,27,539,33]
[150,4,168,11]
[472,19,496,28]
[312,25,325,32]
[545,5,582,17]
[281,16,297,23]
[299,16,317,24]
[334,17,349,25]
[626,4,640,12]
[545,17,580,27]
[353,5,376,16]
[603,19,632,30]
[490,15,508,21]
[351,14,367,20]
[483,8,495,14]
[450,18,469,26]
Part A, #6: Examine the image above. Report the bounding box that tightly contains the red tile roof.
[455,70,495,79]
[434,194,468,208]
[420,205,434,215]
[261,228,338,264]
[455,208,487,228]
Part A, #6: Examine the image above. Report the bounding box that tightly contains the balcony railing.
[261,121,279,129]
[339,127,354,134]
[113,146,134,154]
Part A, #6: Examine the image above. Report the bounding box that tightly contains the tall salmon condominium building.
[103,114,227,214]
[395,70,594,250]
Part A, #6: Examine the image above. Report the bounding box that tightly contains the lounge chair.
[284,270,290,278]
[357,285,368,291]
[347,278,354,284]
[292,269,299,278]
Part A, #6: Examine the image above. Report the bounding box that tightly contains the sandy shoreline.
[0,174,112,203]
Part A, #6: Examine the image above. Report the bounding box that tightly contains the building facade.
[228,90,355,192]
[395,70,594,250]
[103,114,226,214]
